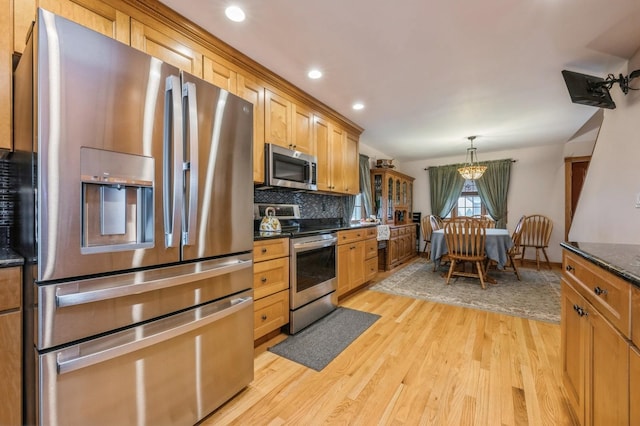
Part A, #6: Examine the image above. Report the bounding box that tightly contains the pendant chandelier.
[458,136,487,180]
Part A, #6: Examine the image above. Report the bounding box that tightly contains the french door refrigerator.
[13,9,254,425]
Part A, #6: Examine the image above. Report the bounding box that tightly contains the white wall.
[397,145,566,263]
[569,47,640,243]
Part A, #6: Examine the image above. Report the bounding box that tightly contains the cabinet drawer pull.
[593,286,608,296]
[261,314,267,321]
[261,248,267,253]
[573,304,588,317]
[565,265,574,272]
[261,277,267,283]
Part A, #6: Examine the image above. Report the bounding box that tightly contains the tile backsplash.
[254,189,344,219]
[0,159,15,247]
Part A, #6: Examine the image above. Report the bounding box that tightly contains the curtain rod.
[424,159,517,171]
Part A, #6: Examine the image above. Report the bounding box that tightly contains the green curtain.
[359,154,374,217]
[428,164,465,218]
[475,159,512,229]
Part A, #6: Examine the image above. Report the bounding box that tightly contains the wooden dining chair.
[429,215,443,231]
[421,216,433,259]
[471,214,495,228]
[519,214,553,270]
[443,219,488,289]
[503,214,526,280]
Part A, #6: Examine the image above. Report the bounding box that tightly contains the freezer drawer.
[38,292,254,426]
[37,254,252,350]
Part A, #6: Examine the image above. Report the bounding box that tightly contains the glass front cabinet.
[371,168,415,225]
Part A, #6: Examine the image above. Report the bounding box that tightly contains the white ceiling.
[158,0,640,161]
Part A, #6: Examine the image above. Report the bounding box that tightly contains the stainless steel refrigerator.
[13,9,254,425]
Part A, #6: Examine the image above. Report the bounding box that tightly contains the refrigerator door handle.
[163,75,184,248]
[55,258,252,308]
[183,81,198,246]
[56,295,253,374]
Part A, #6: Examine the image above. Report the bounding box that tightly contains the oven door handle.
[55,295,252,375]
[292,237,337,251]
[55,259,252,308]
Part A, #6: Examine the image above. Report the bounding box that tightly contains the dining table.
[431,228,514,271]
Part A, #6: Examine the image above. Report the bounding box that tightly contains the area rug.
[268,307,380,371]
[370,258,562,323]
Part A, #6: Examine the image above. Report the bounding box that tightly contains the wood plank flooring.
[202,260,577,425]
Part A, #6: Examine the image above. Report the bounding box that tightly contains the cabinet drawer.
[364,227,377,239]
[254,257,289,300]
[364,257,378,282]
[0,267,21,312]
[364,238,378,260]
[633,286,640,348]
[563,251,631,337]
[390,228,399,238]
[338,229,366,245]
[254,289,289,340]
[253,238,289,262]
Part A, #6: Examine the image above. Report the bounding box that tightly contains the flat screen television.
[561,70,616,109]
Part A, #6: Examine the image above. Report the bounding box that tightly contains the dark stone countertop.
[0,248,24,267]
[253,223,378,241]
[561,241,640,289]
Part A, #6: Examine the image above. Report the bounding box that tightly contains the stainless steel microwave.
[264,143,317,191]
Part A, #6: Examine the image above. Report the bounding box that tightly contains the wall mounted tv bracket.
[589,69,640,95]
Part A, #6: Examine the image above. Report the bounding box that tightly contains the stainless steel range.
[254,204,339,333]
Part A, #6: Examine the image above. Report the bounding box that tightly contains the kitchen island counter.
[561,241,640,289]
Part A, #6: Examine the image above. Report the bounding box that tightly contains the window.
[351,193,364,223]
[446,180,487,218]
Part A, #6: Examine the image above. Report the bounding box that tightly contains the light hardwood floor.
[202,260,577,425]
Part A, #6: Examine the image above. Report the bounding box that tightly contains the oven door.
[290,233,337,309]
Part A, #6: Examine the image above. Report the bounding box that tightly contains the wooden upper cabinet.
[343,132,359,195]
[237,73,266,184]
[203,54,238,94]
[265,89,292,149]
[329,124,345,192]
[130,19,203,78]
[314,115,331,192]
[265,89,313,155]
[292,103,314,155]
[38,0,130,45]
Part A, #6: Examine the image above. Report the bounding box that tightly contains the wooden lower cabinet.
[337,227,377,297]
[561,250,633,426]
[0,266,22,426]
[253,238,289,341]
[631,346,640,426]
[380,224,417,271]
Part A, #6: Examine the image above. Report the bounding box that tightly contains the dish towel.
[377,225,390,241]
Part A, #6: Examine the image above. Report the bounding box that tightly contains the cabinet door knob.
[573,304,588,317]
[565,265,574,272]
[593,286,608,296]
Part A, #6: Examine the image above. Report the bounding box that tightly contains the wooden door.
[265,89,292,148]
[39,0,130,44]
[561,280,587,425]
[314,115,331,191]
[203,54,238,94]
[237,73,265,183]
[343,132,359,195]
[631,347,640,426]
[564,156,590,240]
[329,124,345,193]
[131,19,203,77]
[589,306,629,426]
[292,104,314,154]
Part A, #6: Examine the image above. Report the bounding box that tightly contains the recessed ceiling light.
[308,69,322,79]
[352,103,364,110]
[225,6,246,22]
